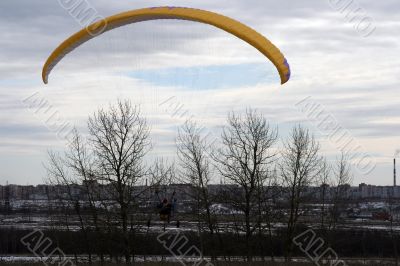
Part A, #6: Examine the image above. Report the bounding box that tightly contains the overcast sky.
[0,0,399,185]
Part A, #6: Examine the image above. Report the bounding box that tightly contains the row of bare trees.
[177,109,353,261]
[45,100,353,263]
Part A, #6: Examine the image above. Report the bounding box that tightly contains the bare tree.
[88,100,150,263]
[317,159,332,231]
[176,120,216,258]
[65,130,109,263]
[214,109,278,261]
[279,125,322,260]
[256,167,282,261]
[328,152,353,238]
[45,149,93,264]
[45,100,150,264]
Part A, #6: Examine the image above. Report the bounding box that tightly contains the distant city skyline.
[2,182,400,201]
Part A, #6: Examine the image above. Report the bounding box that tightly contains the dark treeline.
[0,227,398,259]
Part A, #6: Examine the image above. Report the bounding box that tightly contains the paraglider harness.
[156,191,176,223]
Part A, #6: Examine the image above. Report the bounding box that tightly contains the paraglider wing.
[42,6,290,84]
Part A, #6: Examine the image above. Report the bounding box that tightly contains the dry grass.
[0,262,397,266]
[0,261,395,266]
[0,263,314,266]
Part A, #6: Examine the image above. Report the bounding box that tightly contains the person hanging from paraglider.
[156,191,177,223]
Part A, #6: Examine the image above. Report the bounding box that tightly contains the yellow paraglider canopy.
[42,6,290,84]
